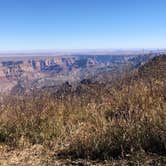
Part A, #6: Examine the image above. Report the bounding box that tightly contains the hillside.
[0,55,165,165]
[138,54,166,80]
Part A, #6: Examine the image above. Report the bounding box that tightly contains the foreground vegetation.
[0,55,166,165]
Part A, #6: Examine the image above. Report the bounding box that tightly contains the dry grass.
[0,69,166,162]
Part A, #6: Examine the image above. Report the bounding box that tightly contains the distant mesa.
[0,51,163,93]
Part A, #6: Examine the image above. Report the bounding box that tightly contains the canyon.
[0,53,158,93]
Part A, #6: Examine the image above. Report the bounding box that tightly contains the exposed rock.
[0,54,157,94]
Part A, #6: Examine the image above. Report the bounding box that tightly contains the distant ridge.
[0,49,166,57]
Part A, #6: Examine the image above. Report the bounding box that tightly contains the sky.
[0,0,165,51]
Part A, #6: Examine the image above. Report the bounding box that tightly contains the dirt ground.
[0,144,166,166]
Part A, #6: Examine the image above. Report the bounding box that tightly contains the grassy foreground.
[0,57,166,165]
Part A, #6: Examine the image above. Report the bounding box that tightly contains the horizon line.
[0,48,166,54]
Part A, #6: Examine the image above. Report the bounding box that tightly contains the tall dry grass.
[0,76,165,160]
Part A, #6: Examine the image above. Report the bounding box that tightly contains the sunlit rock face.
[0,53,156,93]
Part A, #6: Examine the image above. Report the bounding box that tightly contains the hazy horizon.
[0,48,166,53]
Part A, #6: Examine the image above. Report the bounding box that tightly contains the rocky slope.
[0,53,157,93]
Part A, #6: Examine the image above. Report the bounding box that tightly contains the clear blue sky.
[0,0,165,51]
